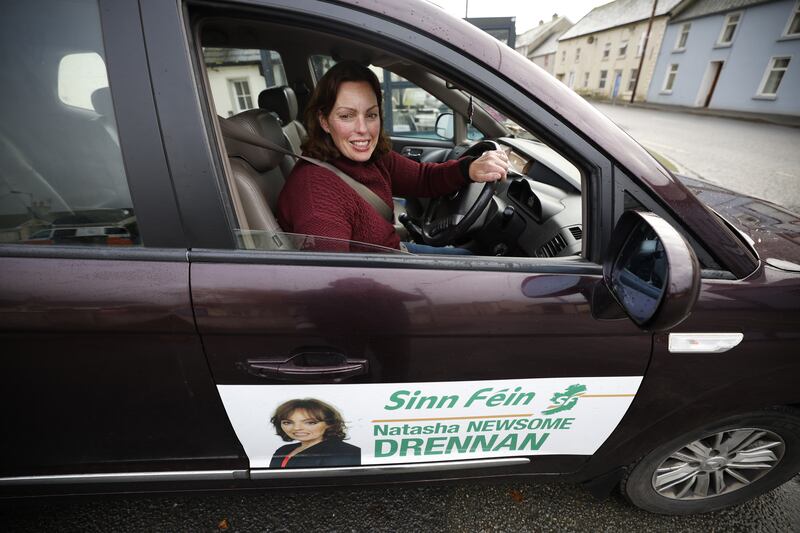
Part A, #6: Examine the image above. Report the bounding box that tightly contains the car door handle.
[243,351,368,382]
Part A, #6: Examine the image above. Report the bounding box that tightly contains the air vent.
[536,232,568,258]
[568,225,583,240]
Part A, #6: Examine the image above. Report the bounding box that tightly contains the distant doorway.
[695,61,724,107]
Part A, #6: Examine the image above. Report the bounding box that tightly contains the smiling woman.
[269,398,361,468]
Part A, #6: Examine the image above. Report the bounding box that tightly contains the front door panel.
[192,258,650,471]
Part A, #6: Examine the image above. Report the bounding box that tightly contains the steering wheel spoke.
[421,140,500,246]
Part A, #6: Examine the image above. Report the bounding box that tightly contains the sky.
[426,0,612,34]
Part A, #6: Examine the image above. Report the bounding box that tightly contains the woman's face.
[280,409,329,445]
[319,80,381,162]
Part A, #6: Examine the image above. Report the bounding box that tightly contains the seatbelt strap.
[219,119,394,222]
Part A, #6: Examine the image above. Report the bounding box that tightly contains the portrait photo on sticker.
[268,397,361,468]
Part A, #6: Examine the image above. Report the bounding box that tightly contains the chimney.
[553,13,558,20]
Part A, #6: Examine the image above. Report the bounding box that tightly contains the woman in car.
[269,398,361,469]
[276,60,508,253]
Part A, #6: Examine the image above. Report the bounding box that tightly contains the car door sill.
[250,458,530,479]
[0,469,248,485]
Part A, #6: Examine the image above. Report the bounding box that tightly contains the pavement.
[585,97,800,129]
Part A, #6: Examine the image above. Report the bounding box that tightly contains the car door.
[0,0,245,487]
[158,1,656,479]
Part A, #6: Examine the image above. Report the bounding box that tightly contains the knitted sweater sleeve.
[383,151,469,198]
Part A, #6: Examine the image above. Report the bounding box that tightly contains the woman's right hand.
[468,150,509,183]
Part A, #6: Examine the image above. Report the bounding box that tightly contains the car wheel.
[621,408,800,515]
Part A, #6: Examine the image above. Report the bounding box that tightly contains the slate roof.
[673,0,776,22]
[559,0,684,40]
[533,31,561,56]
[516,16,568,48]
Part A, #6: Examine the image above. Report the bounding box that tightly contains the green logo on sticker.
[542,384,587,415]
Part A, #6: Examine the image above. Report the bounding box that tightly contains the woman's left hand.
[468,150,509,183]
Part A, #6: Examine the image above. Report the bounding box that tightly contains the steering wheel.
[421,140,500,246]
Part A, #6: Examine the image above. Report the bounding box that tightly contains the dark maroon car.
[1,0,798,515]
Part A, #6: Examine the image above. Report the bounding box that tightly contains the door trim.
[0,470,248,486]
[250,458,530,479]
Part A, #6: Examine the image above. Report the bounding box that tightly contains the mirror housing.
[604,210,701,331]
[435,112,454,139]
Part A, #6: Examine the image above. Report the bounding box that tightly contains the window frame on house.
[636,32,646,57]
[783,0,800,38]
[561,50,566,63]
[598,69,608,89]
[230,78,254,112]
[583,71,590,88]
[627,68,638,92]
[755,56,792,98]
[674,23,691,51]
[662,63,679,93]
[716,11,742,47]
[575,47,581,62]
[602,42,611,60]
[618,40,628,58]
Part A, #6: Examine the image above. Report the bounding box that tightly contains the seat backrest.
[220,112,294,250]
[258,86,307,156]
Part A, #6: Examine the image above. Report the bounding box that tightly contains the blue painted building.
[647,0,800,115]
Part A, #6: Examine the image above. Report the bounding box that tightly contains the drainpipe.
[630,0,658,103]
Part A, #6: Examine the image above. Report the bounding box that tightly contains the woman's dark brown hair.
[270,398,348,442]
[301,60,392,162]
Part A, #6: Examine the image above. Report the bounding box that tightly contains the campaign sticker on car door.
[217,376,642,469]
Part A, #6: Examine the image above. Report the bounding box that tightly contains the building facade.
[647,0,800,115]
[515,15,572,75]
[555,0,682,102]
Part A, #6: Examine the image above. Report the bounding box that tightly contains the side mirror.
[604,210,701,331]
[435,112,454,139]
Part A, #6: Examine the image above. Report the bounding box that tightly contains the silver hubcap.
[652,427,784,500]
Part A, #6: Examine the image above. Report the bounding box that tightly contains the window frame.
[674,23,690,52]
[602,42,611,60]
[782,0,800,38]
[716,11,742,47]
[230,78,254,112]
[618,40,628,58]
[661,63,679,94]
[627,68,638,92]
[575,47,581,62]
[598,70,608,89]
[755,55,792,99]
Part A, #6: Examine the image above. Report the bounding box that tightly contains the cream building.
[555,0,683,102]
[515,15,573,75]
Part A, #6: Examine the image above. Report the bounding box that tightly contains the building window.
[562,50,566,63]
[757,56,791,97]
[556,73,565,82]
[784,1,800,37]
[568,71,575,88]
[618,41,628,57]
[602,42,611,60]
[717,12,742,46]
[675,23,691,51]
[628,68,638,92]
[599,69,608,89]
[636,32,646,57]
[231,79,253,111]
[575,48,581,62]
[583,72,590,88]
[662,63,679,93]
[544,54,550,67]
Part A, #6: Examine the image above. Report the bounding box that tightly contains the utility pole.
[630,0,658,104]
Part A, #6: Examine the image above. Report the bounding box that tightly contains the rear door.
[0,0,244,486]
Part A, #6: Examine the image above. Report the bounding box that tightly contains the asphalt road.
[3,476,800,531]
[592,102,800,215]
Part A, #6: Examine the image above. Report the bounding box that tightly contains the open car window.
[196,18,585,261]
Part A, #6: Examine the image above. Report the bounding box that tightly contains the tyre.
[621,408,800,515]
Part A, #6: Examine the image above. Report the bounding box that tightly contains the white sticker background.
[218,376,643,469]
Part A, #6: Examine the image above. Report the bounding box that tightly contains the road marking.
[776,170,797,178]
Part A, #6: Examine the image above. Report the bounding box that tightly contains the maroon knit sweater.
[277,151,469,252]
